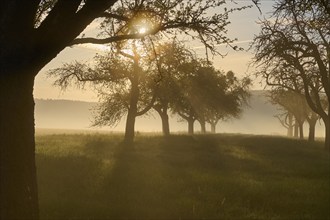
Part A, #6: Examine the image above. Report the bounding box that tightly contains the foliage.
[252,0,330,148]
[170,59,251,130]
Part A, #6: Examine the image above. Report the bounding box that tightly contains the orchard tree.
[206,71,251,133]
[0,0,256,218]
[269,89,307,139]
[49,43,156,143]
[150,40,195,136]
[253,0,330,149]
[171,61,250,134]
[269,89,321,141]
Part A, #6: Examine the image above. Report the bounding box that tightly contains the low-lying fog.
[35,90,325,137]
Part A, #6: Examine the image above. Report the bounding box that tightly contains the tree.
[150,40,195,136]
[269,89,305,139]
[270,88,322,141]
[171,61,250,134]
[205,71,251,133]
[252,0,330,149]
[49,43,155,143]
[0,0,255,218]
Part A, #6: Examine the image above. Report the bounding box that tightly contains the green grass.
[35,133,330,220]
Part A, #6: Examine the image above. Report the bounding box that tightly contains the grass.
[35,133,330,220]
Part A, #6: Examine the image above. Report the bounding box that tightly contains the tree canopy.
[252,0,330,149]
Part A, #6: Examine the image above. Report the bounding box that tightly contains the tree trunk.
[124,107,137,144]
[307,114,318,142]
[308,121,316,142]
[0,74,39,220]
[188,119,194,135]
[199,120,206,134]
[294,122,299,138]
[322,116,329,151]
[161,113,170,136]
[287,113,294,137]
[298,121,304,139]
[211,123,216,133]
[124,75,139,144]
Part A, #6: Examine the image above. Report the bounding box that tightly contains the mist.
[35,90,325,138]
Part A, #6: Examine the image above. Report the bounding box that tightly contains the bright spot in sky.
[139,27,147,34]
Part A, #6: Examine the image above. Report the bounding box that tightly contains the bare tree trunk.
[188,119,194,135]
[199,119,206,134]
[124,74,139,144]
[287,113,294,137]
[325,118,330,151]
[308,121,316,142]
[307,114,318,142]
[161,113,170,136]
[298,121,304,139]
[294,121,299,138]
[211,123,216,133]
[0,73,39,220]
[154,105,170,136]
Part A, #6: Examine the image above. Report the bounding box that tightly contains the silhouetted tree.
[205,71,251,133]
[253,0,330,149]
[274,111,294,137]
[269,89,321,141]
[0,0,256,218]
[49,43,156,143]
[270,90,307,139]
[150,41,193,136]
[171,61,250,134]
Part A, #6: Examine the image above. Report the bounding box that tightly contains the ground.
[36,133,330,220]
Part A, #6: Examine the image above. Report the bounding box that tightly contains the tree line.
[49,40,251,143]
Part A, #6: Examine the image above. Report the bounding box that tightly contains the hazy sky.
[34,1,274,102]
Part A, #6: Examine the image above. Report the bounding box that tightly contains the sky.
[33,0,275,102]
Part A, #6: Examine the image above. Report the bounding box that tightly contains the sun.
[138,27,147,34]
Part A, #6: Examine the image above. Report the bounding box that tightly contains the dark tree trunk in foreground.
[0,73,39,220]
[1,1,116,217]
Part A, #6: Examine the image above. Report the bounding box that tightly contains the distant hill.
[35,99,96,129]
[34,90,325,137]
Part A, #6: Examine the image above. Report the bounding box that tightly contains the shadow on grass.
[36,134,330,220]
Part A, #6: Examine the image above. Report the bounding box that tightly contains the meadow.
[35,133,330,220]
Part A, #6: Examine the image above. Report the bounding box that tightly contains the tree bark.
[298,121,304,139]
[324,118,330,151]
[294,121,299,138]
[161,113,170,136]
[188,119,194,135]
[0,73,39,220]
[124,75,139,144]
[308,120,316,142]
[307,114,318,142]
[211,123,216,133]
[199,119,206,134]
[287,113,294,137]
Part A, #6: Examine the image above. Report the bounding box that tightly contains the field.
[35,133,330,220]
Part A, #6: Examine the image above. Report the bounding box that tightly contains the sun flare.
[138,27,147,34]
